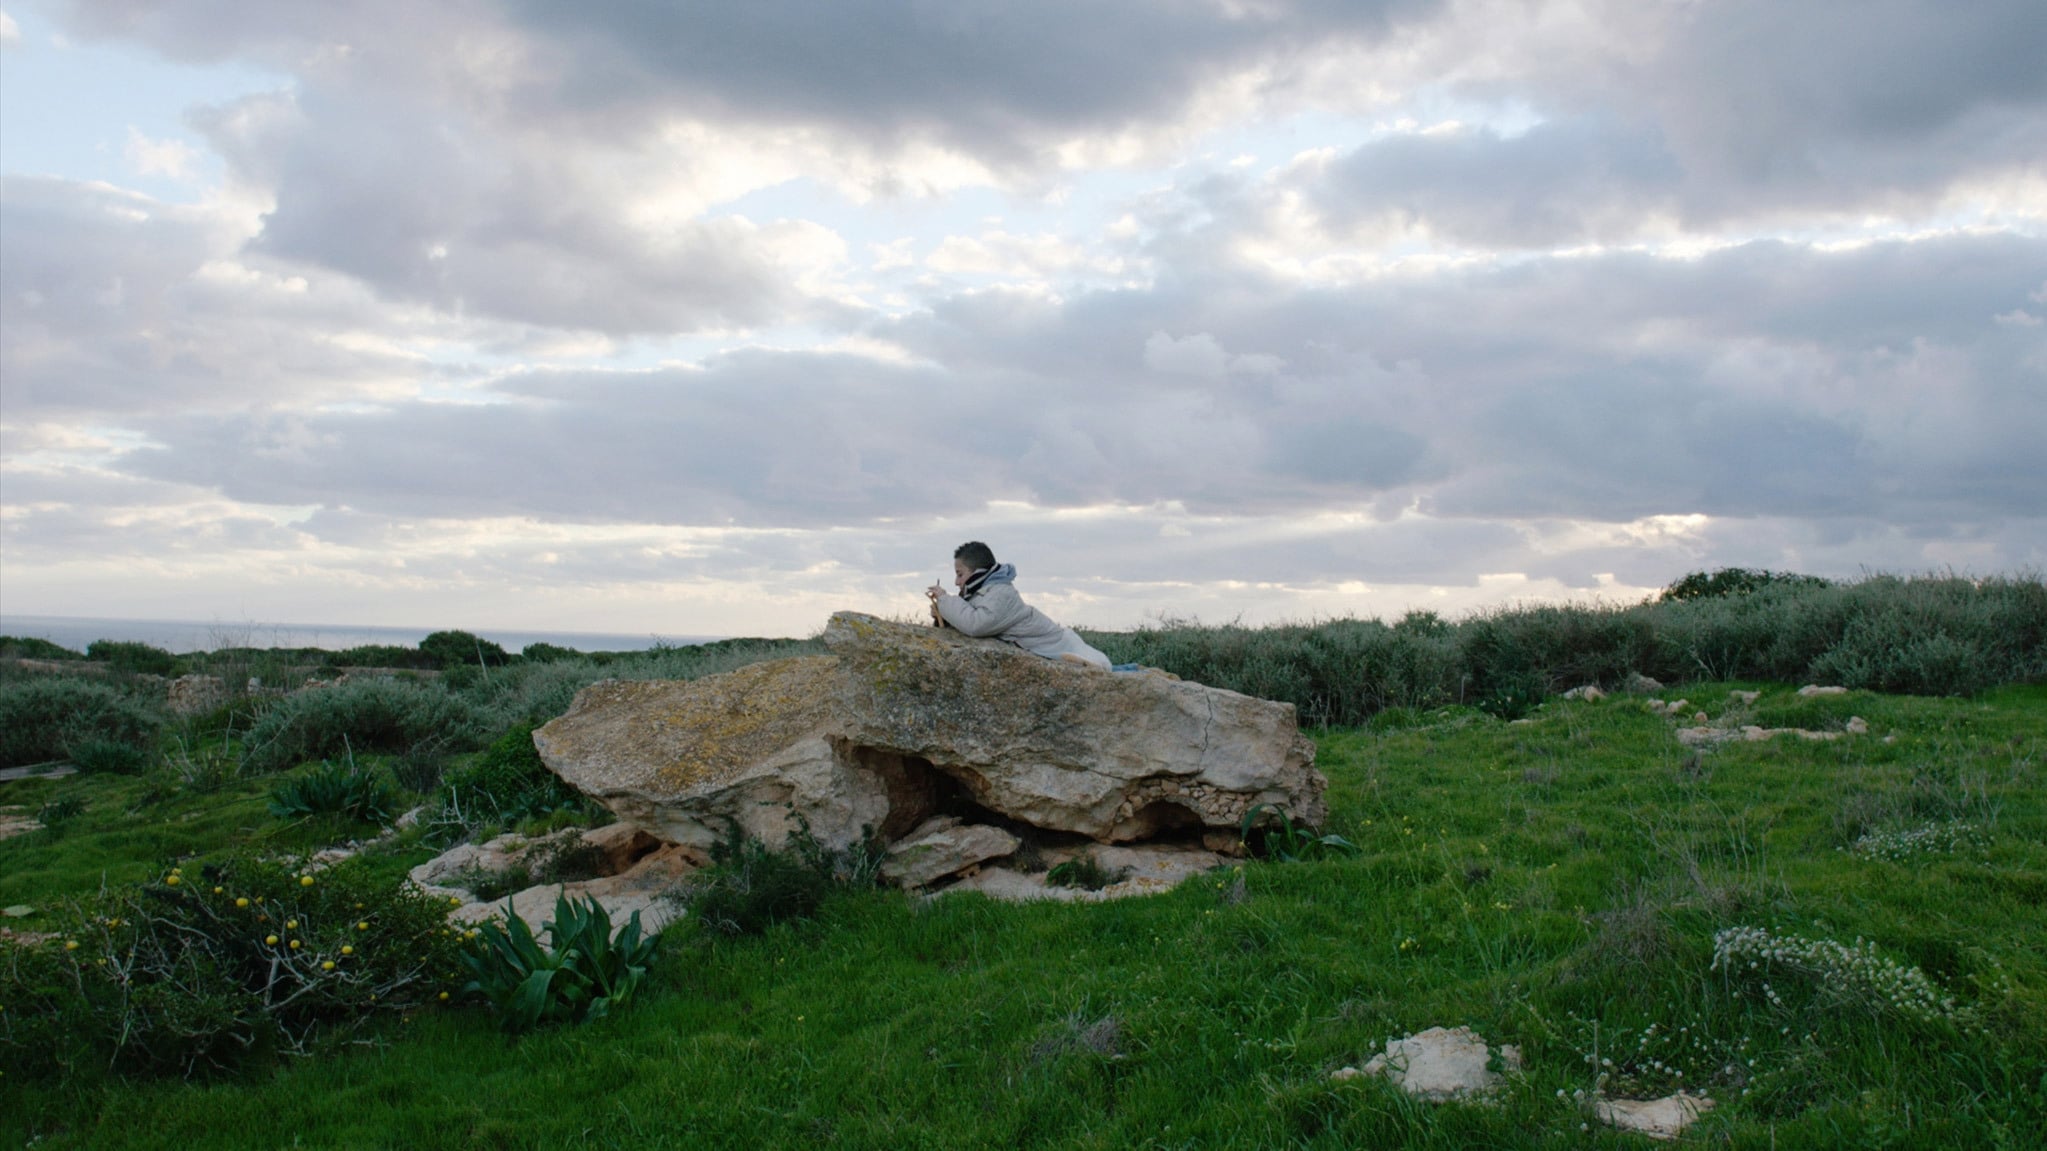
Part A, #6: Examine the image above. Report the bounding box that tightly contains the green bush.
[1662,567,1834,601]
[1089,572,2047,721]
[85,639,181,677]
[330,643,440,670]
[458,892,658,1034]
[685,830,839,937]
[0,856,467,1081]
[419,630,511,671]
[520,642,581,663]
[0,676,164,769]
[270,760,397,823]
[66,736,156,775]
[0,635,83,660]
[440,721,581,824]
[239,678,492,775]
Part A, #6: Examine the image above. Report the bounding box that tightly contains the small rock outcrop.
[880,817,1020,888]
[1337,1026,1522,1101]
[534,612,1327,891]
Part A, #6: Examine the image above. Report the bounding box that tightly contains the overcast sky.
[2,0,2042,638]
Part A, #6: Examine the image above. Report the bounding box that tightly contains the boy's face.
[953,558,975,588]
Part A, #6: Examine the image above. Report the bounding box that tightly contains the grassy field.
[4,680,2042,1149]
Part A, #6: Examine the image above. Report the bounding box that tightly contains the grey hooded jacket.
[935,577,1111,668]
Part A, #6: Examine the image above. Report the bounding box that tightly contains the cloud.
[123,126,201,181]
[0,10,19,47]
[0,175,462,419]
[8,0,2046,635]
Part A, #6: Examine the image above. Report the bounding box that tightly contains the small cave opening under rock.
[836,741,1010,839]
[1114,799,1207,842]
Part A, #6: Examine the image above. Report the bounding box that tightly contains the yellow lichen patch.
[581,658,841,793]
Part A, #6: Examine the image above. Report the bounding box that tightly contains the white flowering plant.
[1711,925,1972,1028]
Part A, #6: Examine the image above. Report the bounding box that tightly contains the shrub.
[1088,572,2046,720]
[0,676,163,769]
[458,893,659,1034]
[36,795,86,828]
[1663,568,1833,601]
[0,856,468,1080]
[0,635,83,660]
[269,760,398,823]
[440,721,582,824]
[1045,854,1126,891]
[66,736,155,775]
[325,643,438,670]
[520,642,581,663]
[239,678,492,774]
[685,829,839,937]
[419,630,512,671]
[85,639,181,677]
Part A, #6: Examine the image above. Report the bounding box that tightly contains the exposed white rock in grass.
[1336,1026,1522,1101]
[1594,1092,1714,1140]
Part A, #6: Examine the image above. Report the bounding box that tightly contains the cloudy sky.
[2,1,2043,638]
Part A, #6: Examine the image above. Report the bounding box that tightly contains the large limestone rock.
[532,657,914,854]
[824,612,1324,841]
[535,612,1326,860]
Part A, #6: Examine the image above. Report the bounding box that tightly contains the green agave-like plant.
[459,891,659,1034]
[1239,803,1359,863]
[268,759,394,822]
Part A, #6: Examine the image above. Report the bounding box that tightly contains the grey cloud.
[0,175,433,417]
[191,89,819,336]
[499,0,1436,163]
[1307,118,1681,247]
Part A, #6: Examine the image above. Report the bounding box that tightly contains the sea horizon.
[0,613,724,656]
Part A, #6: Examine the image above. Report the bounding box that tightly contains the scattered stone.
[1728,690,1760,705]
[1562,685,1607,702]
[0,925,58,948]
[941,843,1226,903]
[394,805,426,830]
[1692,711,1707,723]
[880,817,1020,888]
[0,807,42,841]
[3,905,34,918]
[1594,1092,1715,1140]
[408,827,586,898]
[166,674,227,715]
[1329,1066,1366,1082]
[583,821,663,874]
[1797,684,1849,697]
[0,765,76,783]
[1622,672,1664,694]
[451,844,695,940]
[1846,716,1869,735]
[1355,1026,1521,1102]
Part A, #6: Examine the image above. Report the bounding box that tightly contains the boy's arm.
[935,585,1027,637]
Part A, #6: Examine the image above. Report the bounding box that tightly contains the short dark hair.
[953,540,997,570]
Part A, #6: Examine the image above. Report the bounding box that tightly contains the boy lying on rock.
[926,540,1112,670]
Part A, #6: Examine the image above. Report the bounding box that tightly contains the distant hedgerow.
[1090,572,2046,723]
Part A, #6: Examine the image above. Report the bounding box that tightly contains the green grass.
[4,683,2044,1149]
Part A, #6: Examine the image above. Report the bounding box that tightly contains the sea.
[0,614,720,656]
